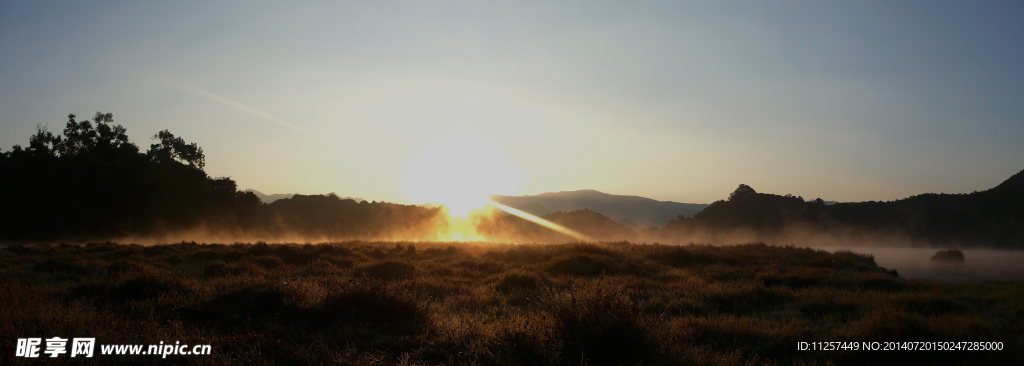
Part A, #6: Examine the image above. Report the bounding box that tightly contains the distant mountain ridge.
[490,190,708,229]
[656,169,1024,248]
[245,190,295,204]
[245,190,364,204]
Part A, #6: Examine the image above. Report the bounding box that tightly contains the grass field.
[2,241,1022,365]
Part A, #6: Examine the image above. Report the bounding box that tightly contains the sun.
[403,132,522,217]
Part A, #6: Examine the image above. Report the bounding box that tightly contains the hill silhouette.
[491,190,708,230]
[256,194,441,240]
[544,209,637,241]
[654,170,1024,248]
[991,168,1024,192]
[245,189,365,204]
[244,190,295,204]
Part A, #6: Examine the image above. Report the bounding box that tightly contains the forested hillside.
[656,173,1024,248]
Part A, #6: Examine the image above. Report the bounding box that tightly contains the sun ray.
[486,200,591,241]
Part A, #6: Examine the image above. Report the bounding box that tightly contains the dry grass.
[1,241,1022,365]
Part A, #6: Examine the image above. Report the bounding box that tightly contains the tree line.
[0,113,444,242]
[655,175,1024,248]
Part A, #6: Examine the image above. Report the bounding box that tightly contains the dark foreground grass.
[1,241,1022,365]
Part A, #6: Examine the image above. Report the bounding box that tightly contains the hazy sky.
[2,1,1022,205]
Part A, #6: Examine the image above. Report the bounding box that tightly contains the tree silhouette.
[0,112,235,240]
[23,113,135,158]
[0,111,450,241]
[728,184,757,201]
[148,130,205,170]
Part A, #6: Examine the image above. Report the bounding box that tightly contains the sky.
[2,1,1022,205]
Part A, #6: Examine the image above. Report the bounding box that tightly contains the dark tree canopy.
[24,113,135,158]
[728,184,757,201]
[0,112,447,242]
[148,130,205,170]
[0,113,239,240]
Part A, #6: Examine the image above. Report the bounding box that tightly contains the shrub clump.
[184,286,300,327]
[547,254,653,277]
[318,280,431,332]
[66,273,192,305]
[357,261,416,280]
[33,258,96,275]
[540,282,660,366]
[547,255,611,276]
[253,255,284,269]
[202,261,259,277]
[104,260,153,276]
[494,273,542,293]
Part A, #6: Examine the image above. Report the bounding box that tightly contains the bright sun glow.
[403,133,522,217]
